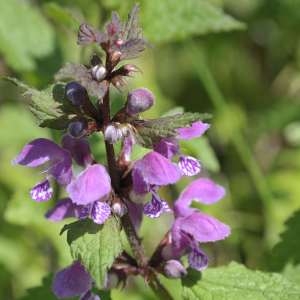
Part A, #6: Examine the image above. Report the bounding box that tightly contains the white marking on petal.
[178,156,201,176]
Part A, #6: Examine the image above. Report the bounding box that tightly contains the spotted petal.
[143,193,170,218]
[30,179,53,202]
[91,201,111,224]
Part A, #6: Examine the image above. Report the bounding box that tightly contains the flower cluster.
[13,5,230,299]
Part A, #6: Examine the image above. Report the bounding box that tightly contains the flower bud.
[111,202,127,217]
[68,120,87,138]
[126,88,154,116]
[65,82,89,106]
[104,123,123,144]
[163,260,187,279]
[123,64,141,76]
[91,64,107,81]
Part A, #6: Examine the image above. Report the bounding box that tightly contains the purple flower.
[62,134,93,167]
[132,151,181,218]
[67,164,111,205]
[154,121,209,177]
[178,156,201,177]
[13,138,73,201]
[132,151,181,192]
[45,198,80,221]
[52,261,92,298]
[168,178,230,270]
[177,121,210,140]
[143,192,170,218]
[46,198,111,225]
[153,138,179,160]
[30,179,53,202]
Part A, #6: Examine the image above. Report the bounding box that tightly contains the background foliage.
[1,0,300,299]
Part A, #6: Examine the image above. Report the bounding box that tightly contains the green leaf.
[0,0,54,71]
[269,209,300,271]
[62,218,123,288]
[5,77,77,129]
[55,63,108,99]
[135,112,211,148]
[142,0,245,43]
[182,262,300,300]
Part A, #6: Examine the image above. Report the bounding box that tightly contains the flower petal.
[52,261,92,298]
[133,151,181,187]
[91,201,111,224]
[67,164,111,205]
[154,138,179,159]
[188,246,208,271]
[177,121,210,140]
[132,168,149,194]
[179,211,231,243]
[144,193,170,218]
[175,178,225,213]
[13,138,72,185]
[62,134,93,167]
[178,156,201,177]
[45,198,79,222]
[30,179,53,202]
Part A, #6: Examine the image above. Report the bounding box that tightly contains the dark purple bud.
[68,121,87,138]
[163,260,187,278]
[126,88,154,116]
[91,65,107,81]
[65,82,89,106]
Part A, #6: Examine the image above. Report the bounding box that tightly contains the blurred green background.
[1,0,300,299]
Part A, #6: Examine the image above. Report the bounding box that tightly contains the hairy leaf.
[55,63,108,99]
[135,112,211,148]
[0,0,54,71]
[182,262,300,300]
[269,209,300,271]
[61,218,122,288]
[4,77,77,129]
[142,0,245,43]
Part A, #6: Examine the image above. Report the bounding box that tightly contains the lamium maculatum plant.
[10,5,230,299]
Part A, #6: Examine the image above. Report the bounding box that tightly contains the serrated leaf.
[135,112,211,148]
[55,63,108,99]
[269,209,300,271]
[62,218,122,288]
[0,0,54,71]
[5,77,77,129]
[142,0,245,43]
[182,262,300,300]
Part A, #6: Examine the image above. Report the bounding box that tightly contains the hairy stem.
[101,86,173,299]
